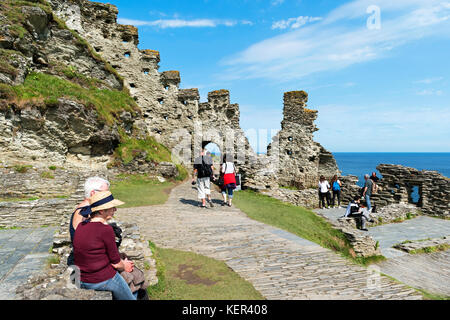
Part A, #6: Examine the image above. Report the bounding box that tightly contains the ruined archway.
[203,141,222,171]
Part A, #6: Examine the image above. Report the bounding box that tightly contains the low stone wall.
[0,198,71,228]
[314,211,381,258]
[364,165,450,218]
[393,236,450,254]
[0,166,79,199]
[0,169,112,229]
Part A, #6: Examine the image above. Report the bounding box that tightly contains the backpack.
[332,181,341,191]
[198,156,212,178]
[372,181,378,194]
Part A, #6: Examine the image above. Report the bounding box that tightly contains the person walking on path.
[220,153,237,207]
[318,175,331,209]
[192,148,215,208]
[73,191,136,300]
[362,174,374,211]
[330,174,342,207]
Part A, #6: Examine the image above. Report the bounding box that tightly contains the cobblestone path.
[0,227,55,299]
[316,207,450,296]
[117,182,422,300]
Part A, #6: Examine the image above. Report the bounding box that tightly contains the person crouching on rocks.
[68,176,110,266]
[344,196,374,231]
[73,191,137,300]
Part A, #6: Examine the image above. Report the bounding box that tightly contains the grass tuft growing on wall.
[7,72,137,125]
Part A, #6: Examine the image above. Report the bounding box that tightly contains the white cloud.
[417,89,444,96]
[221,0,450,81]
[271,0,285,6]
[414,77,444,84]
[118,18,249,29]
[272,16,323,30]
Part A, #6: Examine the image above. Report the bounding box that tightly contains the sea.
[332,152,450,187]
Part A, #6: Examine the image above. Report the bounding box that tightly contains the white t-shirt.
[221,162,235,174]
[318,181,330,193]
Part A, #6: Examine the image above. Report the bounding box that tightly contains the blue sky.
[97,0,450,152]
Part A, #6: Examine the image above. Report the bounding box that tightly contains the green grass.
[409,244,450,255]
[233,190,383,265]
[46,254,60,267]
[40,171,54,179]
[14,164,32,173]
[8,72,138,125]
[114,133,173,165]
[0,226,21,230]
[147,241,264,300]
[380,272,450,300]
[112,132,188,181]
[0,197,39,202]
[110,174,177,208]
[416,288,450,300]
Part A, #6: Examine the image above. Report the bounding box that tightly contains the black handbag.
[235,174,240,186]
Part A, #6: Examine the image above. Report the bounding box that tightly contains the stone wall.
[371,164,449,218]
[48,0,339,191]
[0,165,79,199]
[245,91,339,190]
[0,168,110,228]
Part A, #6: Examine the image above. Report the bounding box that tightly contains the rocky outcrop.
[314,211,382,258]
[0,99,120,167]
[0,1,122,90]
[245,91,339,191]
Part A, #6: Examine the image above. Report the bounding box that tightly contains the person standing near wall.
[318,175,331,209]
[362,174,373,211]
[330,174,342,207]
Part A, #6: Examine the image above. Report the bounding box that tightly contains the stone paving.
[116,182,422,300]
[316,206,450,296]
[316,207,450,256]
[0,227,55,300]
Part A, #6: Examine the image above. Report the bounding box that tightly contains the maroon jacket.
[73,222,121,283]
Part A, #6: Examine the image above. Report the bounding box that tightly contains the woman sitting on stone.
[220,153,237,207]
[73,190,136,300]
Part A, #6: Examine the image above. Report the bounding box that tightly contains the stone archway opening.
[407,183,423,207]
[203,141,222,170]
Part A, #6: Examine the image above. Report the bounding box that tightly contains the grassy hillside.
[2,72,138,124]
[233,190,385,265]
[0,0,188,177]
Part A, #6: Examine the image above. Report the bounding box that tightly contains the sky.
[96,0,450,153]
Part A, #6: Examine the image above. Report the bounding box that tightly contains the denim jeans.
[81,272,137,300]
[365,194,372,211]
